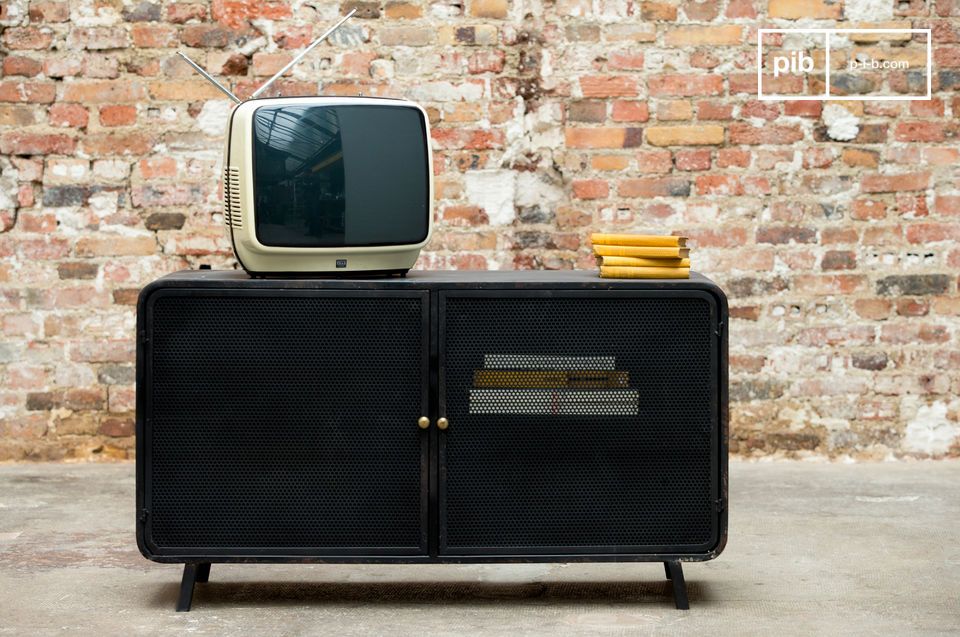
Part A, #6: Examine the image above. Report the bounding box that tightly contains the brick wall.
[1,0,959,460]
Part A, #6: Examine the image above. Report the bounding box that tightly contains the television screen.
[251,104,430,248]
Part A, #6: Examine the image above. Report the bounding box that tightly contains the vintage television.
[221,96,432,276]
[178,10,432,276]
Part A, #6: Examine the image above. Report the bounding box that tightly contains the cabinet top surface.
[150,269,722,291]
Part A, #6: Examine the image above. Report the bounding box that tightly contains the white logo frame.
[757,28,933,101]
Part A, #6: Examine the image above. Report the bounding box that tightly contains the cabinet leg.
[664,561,689,610]
[176,564,205,612]
[663,561,672,580]
[195,563,211,584]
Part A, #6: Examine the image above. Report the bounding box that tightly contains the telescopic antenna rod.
[250,9,357,100]
[176,51,242,104]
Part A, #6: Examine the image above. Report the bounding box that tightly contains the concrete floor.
[0,462,957,636]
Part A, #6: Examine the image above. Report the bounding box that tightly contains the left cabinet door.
[138,289,430,559]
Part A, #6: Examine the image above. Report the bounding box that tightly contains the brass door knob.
[437,417,449,430]
[418,416,430,430]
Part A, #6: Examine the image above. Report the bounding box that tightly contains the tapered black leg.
[665,560,689,610]
[195,563,211,584]
[176,564,200,612]
[664,561,672,580]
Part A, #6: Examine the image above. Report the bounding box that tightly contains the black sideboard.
[136,270,728,610]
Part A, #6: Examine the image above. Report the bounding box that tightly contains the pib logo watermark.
[758,28,932,101]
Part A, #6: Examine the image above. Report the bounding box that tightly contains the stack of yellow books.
[591,233,690,279]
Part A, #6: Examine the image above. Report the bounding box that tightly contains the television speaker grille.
[222,166,242,228]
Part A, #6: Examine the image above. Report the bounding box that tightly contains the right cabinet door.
[438,290,722,556]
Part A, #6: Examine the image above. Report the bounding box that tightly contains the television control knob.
[437,417,449,430]
[418,416,430,430]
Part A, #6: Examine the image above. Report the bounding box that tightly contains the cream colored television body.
[221,96,433,276]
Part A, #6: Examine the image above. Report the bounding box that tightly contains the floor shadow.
[151,579,707,610]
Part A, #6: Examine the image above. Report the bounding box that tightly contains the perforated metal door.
[143,290,429,556]
[438,290,720,555]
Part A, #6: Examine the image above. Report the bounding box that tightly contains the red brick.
[794,274,868,295]
[99,105,137,127]
[149,80,228,101]
[76,236,156,257]
[443,206,488,226]
[43,57,83,78]
[19,237,71,259]
[29,1,70,21]
[880,324,950,345]
[756,226,817,244]
[664,25,742,46]
[82,133,154,156]
[618,177,690,198]
[770,0,841,18]
[656,100,693,121]
[910,98,945,117]
[641,1,678,20]
[648,74,723,97]
[131,24,179,48]
[572,180,609,199]
[139,157,177,179]
[674,149,712,171]
[636,150,674,173]
[167,3,208,23]
[784,101,822,117]
[729,123,804,145]
[0,132,76,156]
[468,50,506,74]
[803,148,834,169]
[60,81,147,103]
[689,51,721,69]
[67,27,129,50]
[896,194,928,218]
[69,340,136,363]
[842,148,880,168]
[611,101,649,122]
[851,199,887,220]
[252,52,293,76]
[608,52,645,70]
[924,148,960,166]
[853,299,893,321]
[822,250,857,270]
[935,195,960,216]
[686,227,749,248]
[698,101,734,121]
[565,127,638,148]
[905,223,960,243]
[897,298,930,317]
[3,27,53,50]
[717,149,750,168]
[861,172,931,193]
[211,0,293,29]
[726,0,757,18]
[579,76,638,98]
[0,81,56,103]
[2,56,42,77]
[181,24,241,48]
[100,416,134,437]
[48,104,89,128]
[894,121,946,142]
[741,101,780,120]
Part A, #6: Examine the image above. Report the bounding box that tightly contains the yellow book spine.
[591,233,687,247]
[599,256,690,268]
[473,370,630,389]
[600,266,690,279]
[593,245,689,258]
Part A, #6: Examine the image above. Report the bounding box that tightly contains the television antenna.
[177,8,357,105]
